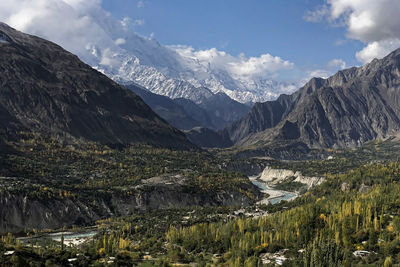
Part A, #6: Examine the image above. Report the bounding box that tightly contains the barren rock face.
[0,179,260,234]
[225,48,400,149]
[260,166,324,189]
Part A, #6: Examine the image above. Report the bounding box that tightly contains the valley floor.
[2,138,400,266]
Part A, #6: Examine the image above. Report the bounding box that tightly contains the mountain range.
[0,22,193,149]
[3,19,400,153]
[36,6,297,105]
[0,23,264,234]
[225,48,400,149]
[128,84,250,131]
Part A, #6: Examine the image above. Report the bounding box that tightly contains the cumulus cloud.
[356,39,400,63]
[171,45,294,80]
[0,0,116,65]
[306,0,400,63]
[0,0,151,68]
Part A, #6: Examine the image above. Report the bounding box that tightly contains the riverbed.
[17,228,98,247]
[250,176,298,205]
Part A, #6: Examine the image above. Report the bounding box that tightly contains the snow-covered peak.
[0,0,298,104]
[57,3,298,103]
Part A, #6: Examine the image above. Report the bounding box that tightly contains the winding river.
[250,176,298,205]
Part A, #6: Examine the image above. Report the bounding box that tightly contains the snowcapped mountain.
[0,1,297,104]
[91,27,297,104]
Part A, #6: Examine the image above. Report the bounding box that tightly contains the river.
[17,228,97,247]
[250,176,298,205]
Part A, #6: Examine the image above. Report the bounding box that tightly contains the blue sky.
[1,0,398,86]
[102,0,364,71]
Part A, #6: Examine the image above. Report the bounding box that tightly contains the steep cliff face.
[226,48,400,149]
[0,192,105,234]
[0,177,260,234]
[224,94,293,143]
[0,23,193,149]
[259,167,324,189]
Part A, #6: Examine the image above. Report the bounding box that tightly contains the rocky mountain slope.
[0,23,193,149]
[226,48,400,148]
[197,92,251,130]
[184,127,233,148]
[127,84,201,130]
[127,83,250,131]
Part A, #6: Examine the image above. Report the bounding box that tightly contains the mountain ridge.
[225,47,400,149]
[12,6,296,104]
[0,22,194,149]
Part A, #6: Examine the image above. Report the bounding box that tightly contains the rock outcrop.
[259,167,324,189]
[0,174,261,233]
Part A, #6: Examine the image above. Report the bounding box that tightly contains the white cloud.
[115,38,126,45]
[301,58,347,84]
[0,0,150,68]
[120,17,144,28]
[303,5,330,23]
[0,0,115,64]
[327,58,346,70]
[171,45,294,80]
[99,47,120,68]
[137,1,144,8]
[306,0,400,63]
[120,17,131,28]
[356,39,400,63]
[133,19,144,26]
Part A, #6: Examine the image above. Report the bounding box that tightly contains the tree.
[384,257,393,267]
[61,233,65,251]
